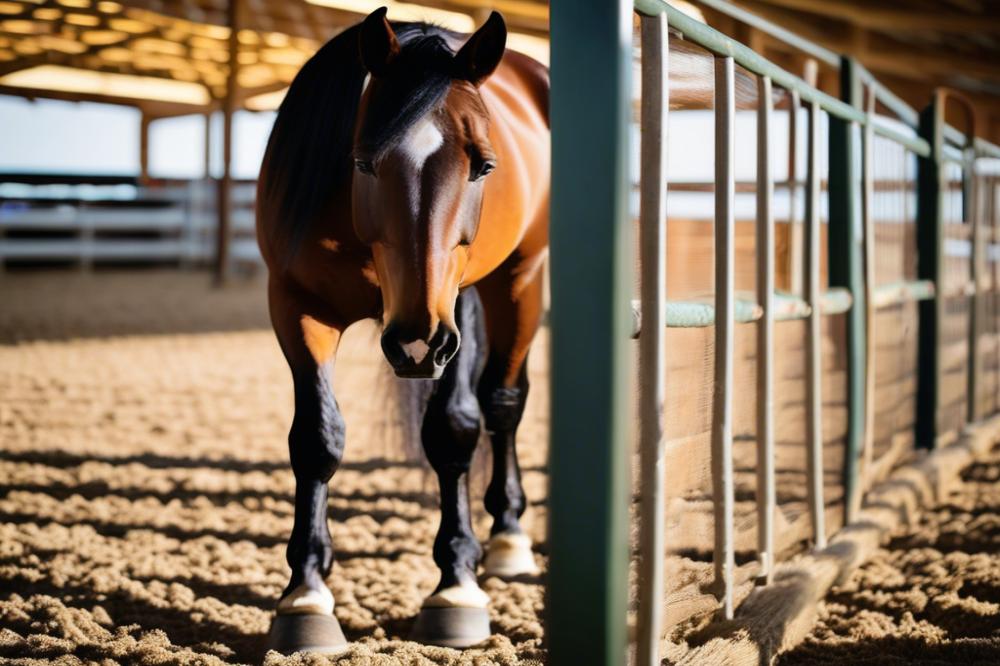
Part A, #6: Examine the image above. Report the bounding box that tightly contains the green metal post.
[916,94,944,449]
[547,2,633,665]
[830,56,867,523]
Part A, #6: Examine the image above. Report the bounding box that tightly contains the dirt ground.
[3,269,999,666]
[778,444,1000,665]
[0,270,549,665]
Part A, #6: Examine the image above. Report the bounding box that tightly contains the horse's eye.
[470,158,496,182]
[355,159,375,176]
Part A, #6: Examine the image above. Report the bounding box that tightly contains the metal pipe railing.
[550,3,1000,664]
[711,53,737,620]
[804,98,827,547]
[547,2,633,663]
[755,72,777,584]
[636,12,669,666]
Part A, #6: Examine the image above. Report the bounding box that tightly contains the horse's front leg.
[410,288,492,648]
[477,261,544,578]
[266,280,349,655]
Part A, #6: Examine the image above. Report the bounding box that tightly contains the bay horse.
[256,7,549,654]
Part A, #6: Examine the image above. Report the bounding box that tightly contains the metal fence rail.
[548,1,1000,665]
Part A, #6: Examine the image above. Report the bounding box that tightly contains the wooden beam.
[139,112,151,183]
[732,3,1000,117]
[0,84,216,115]
[747,0,1000,33]
[858,49,1000,86]
[214,0,239,285]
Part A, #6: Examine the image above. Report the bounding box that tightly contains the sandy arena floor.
[0,270,549,665]
[778,445,1000,665]
[2,269,999,665]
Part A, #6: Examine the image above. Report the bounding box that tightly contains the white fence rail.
[0,180,261,268]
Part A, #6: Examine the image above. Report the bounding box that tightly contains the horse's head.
[351,8,506,379]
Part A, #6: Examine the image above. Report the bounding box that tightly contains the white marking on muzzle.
[401,339,430,364]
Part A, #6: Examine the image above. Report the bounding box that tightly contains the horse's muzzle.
[380,323,460,379]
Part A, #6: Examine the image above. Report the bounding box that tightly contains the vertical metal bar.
[755,74,776,583]
[831,56,867,522]
[967,147,982,423]
[712,55,736,619]
[804,99,826,549]
[788,90,803,296]
[636,13,668,666]
[861,88,877,491]
[204,111,213,179]
[916,93,945,449]
[548,1,633,664]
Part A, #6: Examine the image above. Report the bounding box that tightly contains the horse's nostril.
[380,325,408,368]
[434,329,460,366]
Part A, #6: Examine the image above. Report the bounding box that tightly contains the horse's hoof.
[482,532,539,578]
[265,613,349,656]
[410,605,491,648]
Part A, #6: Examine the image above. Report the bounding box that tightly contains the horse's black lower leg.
[282,364,345,610]
[421,289,486,591]
[480,361,529,535]
[478,359,536,577]
[411,289,492,647]
[266,360,349,655]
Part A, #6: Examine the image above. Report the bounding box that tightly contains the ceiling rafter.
[746,0,1000,33]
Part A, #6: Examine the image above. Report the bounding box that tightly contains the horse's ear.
[454,11,506,86]
[359,7,400,77]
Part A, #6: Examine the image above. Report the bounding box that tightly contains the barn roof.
[0,0,549,117]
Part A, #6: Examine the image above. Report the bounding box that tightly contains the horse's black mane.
[259,22,458,264]
[355,25,456,162]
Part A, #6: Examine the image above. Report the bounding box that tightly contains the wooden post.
[547,0,633,664]
[636,13,668,666]
[139,113,151,185]
[755,74,776,581]
[713,54,736,620]
[215,0,239,285]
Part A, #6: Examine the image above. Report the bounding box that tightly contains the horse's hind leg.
[410,288,492,648]
[265,279,349,655]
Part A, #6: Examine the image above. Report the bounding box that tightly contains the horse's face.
[351,9,506,379]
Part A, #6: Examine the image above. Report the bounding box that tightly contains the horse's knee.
[482,385,526,433]
[289,395,345,481]
[422,389,481,472]
[445,393,481,449]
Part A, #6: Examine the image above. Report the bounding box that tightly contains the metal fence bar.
[635,0,862,127]
[755,73,776,583]
[788,89,804,297]
[917,93,945,448]
[968,145,983,423]
[712,54,736,619]
[831,57,867,521]
[636,12,668,666]
[861,87,877,490]
[548,1,633,663]
[804,99,827,548]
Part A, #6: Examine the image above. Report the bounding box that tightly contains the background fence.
[0,175,260,270]
[548,1,1000,664]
